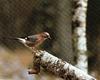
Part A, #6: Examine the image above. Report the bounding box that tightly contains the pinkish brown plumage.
[17,32,51,49]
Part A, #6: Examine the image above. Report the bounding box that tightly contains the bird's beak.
[17,38,26,44]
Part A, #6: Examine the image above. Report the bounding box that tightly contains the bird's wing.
[26,35,38,42]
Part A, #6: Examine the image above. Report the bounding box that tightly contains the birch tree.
[72,0,88,73]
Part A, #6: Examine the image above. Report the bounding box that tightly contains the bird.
[2,32,50,49]
[17,32,51,49]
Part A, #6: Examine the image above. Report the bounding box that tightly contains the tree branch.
[32,50,96,80]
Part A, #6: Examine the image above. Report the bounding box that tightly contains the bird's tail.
[1,37,26,44]
[1,37,18,40]
[1,37,25,42]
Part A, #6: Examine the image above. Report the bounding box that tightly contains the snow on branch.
[32,50,96,80]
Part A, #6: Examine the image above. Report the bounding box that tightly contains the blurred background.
[0,0,99,80]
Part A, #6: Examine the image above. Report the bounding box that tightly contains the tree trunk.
[72,0,88,73]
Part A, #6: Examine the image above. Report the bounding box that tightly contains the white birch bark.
[33,50,96,80]
[72,0,88,73]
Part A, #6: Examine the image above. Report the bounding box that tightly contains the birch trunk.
[72,0,88,73]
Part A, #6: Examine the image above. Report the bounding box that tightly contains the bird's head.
[41,32,51,39]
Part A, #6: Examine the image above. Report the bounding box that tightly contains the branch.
[31,50,96,80]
